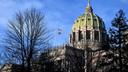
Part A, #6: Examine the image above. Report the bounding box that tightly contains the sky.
[0,0,128,50]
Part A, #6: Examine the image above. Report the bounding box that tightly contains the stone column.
[92,30,94,41]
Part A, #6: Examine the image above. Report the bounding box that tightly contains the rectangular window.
[73,32,75,41]
[86,30,90,39]
[78,30,83,41]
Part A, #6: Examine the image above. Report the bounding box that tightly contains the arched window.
[86,30,91,39]
[94,31,99,40]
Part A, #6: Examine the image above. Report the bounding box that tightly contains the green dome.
[72,12,105,32]
[72,0,105,32]
[70,0,107,50]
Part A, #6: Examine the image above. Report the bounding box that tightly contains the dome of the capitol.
[69,0,107,50]
[72,3,105,32]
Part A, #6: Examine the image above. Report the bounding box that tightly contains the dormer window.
[82,19,84,21]
[88,18,91,20]
[77,20,79,22]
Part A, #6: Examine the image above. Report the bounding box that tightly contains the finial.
[86,0,93,13]
[88,0,91,6]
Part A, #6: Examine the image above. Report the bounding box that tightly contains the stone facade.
[40,45,85,72]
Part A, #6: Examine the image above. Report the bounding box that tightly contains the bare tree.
[4,8,50,72]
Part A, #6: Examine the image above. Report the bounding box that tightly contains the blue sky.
[0,0,128,49]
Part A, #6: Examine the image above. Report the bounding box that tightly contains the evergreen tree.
[109,9,128,72]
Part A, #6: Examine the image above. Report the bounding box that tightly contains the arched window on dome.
[94,31,99,41]
[78,30,83,41]
[86,30,91,40]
